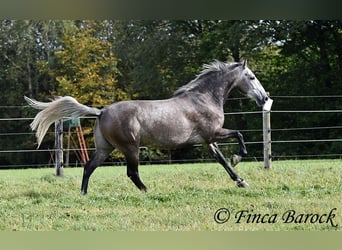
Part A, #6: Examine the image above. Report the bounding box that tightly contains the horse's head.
[234,60,269,107]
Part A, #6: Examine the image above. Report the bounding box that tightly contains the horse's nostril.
[264,96,269,102]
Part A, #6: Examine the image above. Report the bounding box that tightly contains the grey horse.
[25,60,270,195]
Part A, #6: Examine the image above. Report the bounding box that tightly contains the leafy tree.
[264,20,342,158]
[51,21,129,106]
[46,21,133,163]
[0,20,71,166]
[112,20,202,99]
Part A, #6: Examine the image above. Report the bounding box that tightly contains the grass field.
[0,160,341,231]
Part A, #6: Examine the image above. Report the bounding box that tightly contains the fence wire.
[1,95,342,168]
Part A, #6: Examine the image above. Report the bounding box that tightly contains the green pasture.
[0,160,341,231]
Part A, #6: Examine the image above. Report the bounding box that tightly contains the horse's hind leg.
[123,146,147,191]
[81,147,112,195]
[81,120,113,195]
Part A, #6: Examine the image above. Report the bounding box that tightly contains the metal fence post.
[263,108,272,169]
[55,119,64,176]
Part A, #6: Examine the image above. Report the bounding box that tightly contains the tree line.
[0,20,341,167]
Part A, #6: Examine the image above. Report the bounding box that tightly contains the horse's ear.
[242,59,247,69]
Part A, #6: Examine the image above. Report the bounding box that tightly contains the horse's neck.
[173,69,238,109]
[206,74,236,108]
[185,87,225,113]
[221,69,240,104]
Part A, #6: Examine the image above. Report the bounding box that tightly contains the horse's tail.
[24,96,102,148]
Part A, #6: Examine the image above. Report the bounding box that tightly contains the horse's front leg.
[209,143,248,187]
[213,128,247,167]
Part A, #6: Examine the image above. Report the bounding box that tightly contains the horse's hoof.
[231,154,242,167]
[237,179,249,188]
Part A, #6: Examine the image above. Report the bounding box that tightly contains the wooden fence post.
[55,119,64,176]
[263,108,272,169]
